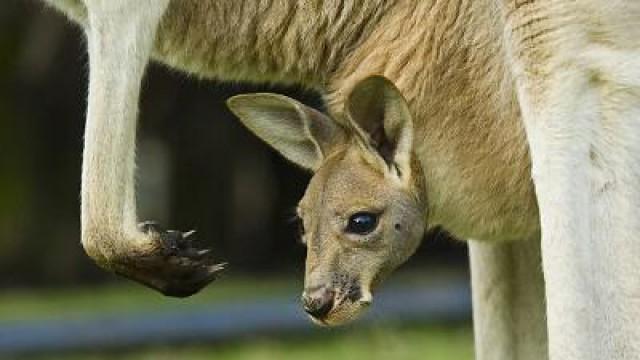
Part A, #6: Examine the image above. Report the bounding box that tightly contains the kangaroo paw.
[112,221,226,298]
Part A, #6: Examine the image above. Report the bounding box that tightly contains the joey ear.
[345,76,414,177]
[227,93,344,171]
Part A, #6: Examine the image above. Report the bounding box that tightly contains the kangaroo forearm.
[82,66,140,236]
[81,0,170,248]
[44,0,225,295]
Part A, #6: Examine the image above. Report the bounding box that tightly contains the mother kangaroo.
[44,1,640,359]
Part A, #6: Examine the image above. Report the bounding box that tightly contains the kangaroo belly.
[420,119,540,242]
[413,70,539,242]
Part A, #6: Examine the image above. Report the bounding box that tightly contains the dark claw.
[180,248,212,259]
[183,230,196,239]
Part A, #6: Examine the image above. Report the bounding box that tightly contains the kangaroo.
[44,1,640,359]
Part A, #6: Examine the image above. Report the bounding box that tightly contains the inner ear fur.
[345,76,414,176]
[227,93,345,171]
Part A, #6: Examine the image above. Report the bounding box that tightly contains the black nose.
[302,288,335,319]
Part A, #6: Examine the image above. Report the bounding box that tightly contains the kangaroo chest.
[324,1,540,242]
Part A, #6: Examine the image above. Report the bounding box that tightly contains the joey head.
[228,76,427,325]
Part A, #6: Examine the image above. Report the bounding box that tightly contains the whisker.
[283,209,306,245]
[285,207,301,223]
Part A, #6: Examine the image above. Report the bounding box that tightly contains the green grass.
[0,275,298,322]
[3,271,473,360]
[0,268,466,323]
[27,324,473,360]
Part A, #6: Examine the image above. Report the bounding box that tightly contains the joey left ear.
[227,93,345,171]
[345,76,414,178]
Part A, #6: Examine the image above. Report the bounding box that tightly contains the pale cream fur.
[43,0,640,359]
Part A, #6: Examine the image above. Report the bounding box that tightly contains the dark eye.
[346,212,379,235]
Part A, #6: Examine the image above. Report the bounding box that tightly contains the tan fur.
[327,1,538,241]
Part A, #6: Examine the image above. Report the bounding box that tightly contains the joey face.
[298,147,425,326]
[228,75,426,326]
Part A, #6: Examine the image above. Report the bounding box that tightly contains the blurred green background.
[0,1,473,359]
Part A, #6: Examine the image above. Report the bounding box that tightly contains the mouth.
[306,289,373,327]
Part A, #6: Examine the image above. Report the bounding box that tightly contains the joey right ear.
[227,93,345,171]
[345,76,414,180]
